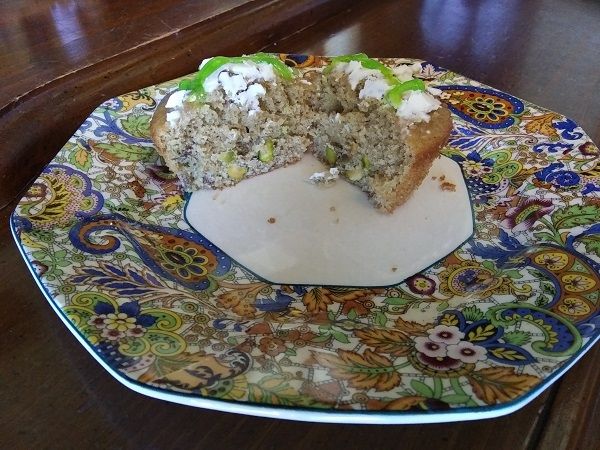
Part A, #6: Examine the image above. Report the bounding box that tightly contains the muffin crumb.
[440,181,456,192]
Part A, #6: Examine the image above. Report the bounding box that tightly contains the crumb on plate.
[440,181,456,192]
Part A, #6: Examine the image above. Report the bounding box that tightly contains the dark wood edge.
[534,343,600,449]
[0,0,358,210]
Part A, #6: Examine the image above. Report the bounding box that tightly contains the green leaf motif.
[31,250,48,261]
[503,269,523,280]
[486,160,521,183]
[503,330,531,346]
[284,348,297,357]
[436,300,450,312]
[375,311,388,327]
[481,260,496,271]
[68,147,93,171]
[383,296,413,306]
[94,142,156,162]
[579,235,600,258]
[121,114,151,138]
[438,71,457,82]
[534,295,550,307]
[541,281,556,295]
[532,231,561,245]
[410,380,434,398]
[552,204,600,230]
[331,330,350,344]
[462,305,485,322]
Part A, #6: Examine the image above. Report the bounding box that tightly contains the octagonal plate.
[11,55,600,424]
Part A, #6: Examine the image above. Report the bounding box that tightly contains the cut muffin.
[151,54,314,190]
[151,53,452,212]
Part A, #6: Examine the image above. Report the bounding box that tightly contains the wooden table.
[1,0,599,448]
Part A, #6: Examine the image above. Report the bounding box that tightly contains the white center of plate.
[186,155,472,286]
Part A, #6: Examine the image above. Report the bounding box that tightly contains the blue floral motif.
[71,263,164,296]
[213,318,244,332]
[450,150,494,170]
[533,142,572,154]
[456,269,478,287]
[92,110,151,144]
[535,162,580,187]
[10,214,32,235]
[86,300,159,345]
[448,124,487,149]
[256,290,294,312]
[577,315,600,338]
[581,183,600,195]
[554,118,584,140]
[94,300,157,327]
[470,229,527,266]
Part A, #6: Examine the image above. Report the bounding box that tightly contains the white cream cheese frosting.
[165,90,187,126]
[202,61,276,113]
[168,56,442,126]
[332,60,441,122]
[396,90,441,123]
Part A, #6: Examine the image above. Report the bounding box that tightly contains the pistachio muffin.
[151,53,452,212]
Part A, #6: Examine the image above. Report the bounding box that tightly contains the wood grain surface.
[1,0,599,448]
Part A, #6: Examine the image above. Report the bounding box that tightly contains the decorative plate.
[11,55,600,424]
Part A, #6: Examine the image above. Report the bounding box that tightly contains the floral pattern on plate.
[11,55,600,421]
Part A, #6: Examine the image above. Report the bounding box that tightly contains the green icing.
[178,52,427,108]
[324,53,398,85]
[179,53,294,97]
[385,79,426,107]
[324,53,426,107]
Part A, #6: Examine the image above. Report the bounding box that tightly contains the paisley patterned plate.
[11,55,600,424]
